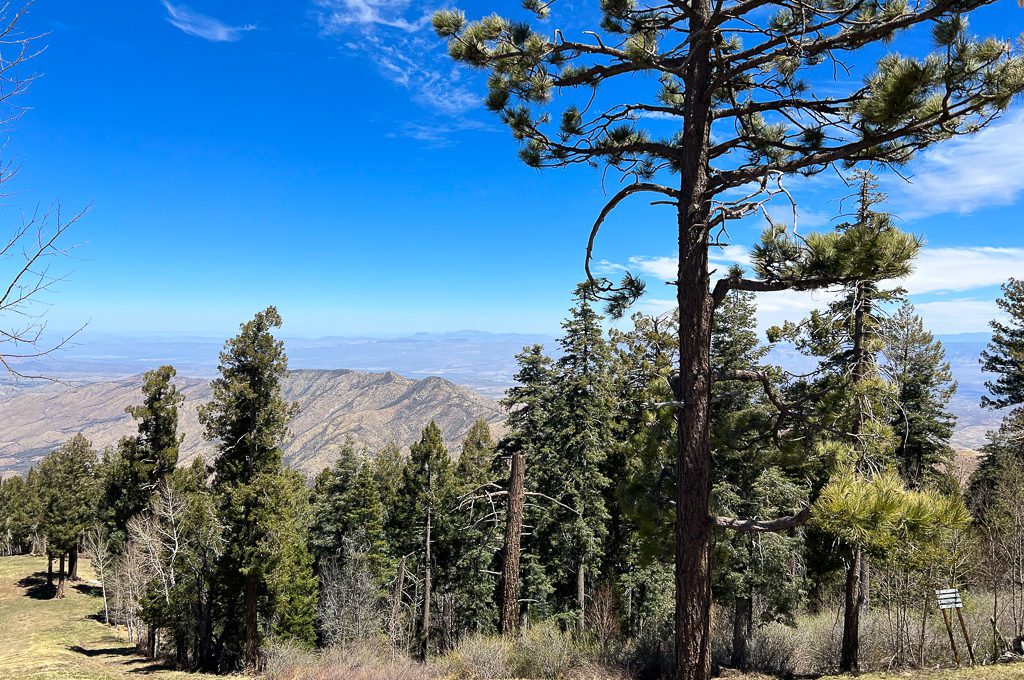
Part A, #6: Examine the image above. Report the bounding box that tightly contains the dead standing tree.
[458,447,582,638]
[0,4,85,379]
[433,0,1024,677]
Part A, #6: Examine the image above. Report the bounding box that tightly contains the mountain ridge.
[0,369,505,477]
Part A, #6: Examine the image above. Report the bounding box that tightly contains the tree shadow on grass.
[68,644,137,657]
[126,660,180,675]
[16,571,57,599]
[68,643,180,675]
[73,582,103,597]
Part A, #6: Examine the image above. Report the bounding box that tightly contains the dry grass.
[0,554,220,680]
[819,662,1024,679]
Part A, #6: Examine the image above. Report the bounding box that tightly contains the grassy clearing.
[818,666,1024,680]
[0,555,216,680]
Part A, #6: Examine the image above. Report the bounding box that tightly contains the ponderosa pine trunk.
[674,2,715,674]
[500,450,525,637]
[68,546,79,580]
[731,595,753,670]
[56,553,66,599]
[243,573,260,670]
[840,547,863,672]
[840,281,871,672]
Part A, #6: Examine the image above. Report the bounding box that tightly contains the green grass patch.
[0,555,216,680]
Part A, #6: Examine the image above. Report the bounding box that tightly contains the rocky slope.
[0,369,505,476]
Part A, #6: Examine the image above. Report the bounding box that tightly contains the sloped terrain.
[0,369,505,476]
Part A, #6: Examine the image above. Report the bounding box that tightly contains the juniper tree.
[881,301,957,488]
[199,306,302,670]
[432,1,1023,676]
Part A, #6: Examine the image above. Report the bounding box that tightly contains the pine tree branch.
[585,182,681,290]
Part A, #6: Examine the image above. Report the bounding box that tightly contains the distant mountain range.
[7,331,556,399]
[0,369,505,477]
[0,330,1003,477]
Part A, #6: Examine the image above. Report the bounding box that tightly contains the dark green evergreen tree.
[448,420,501,636]
[881,302,957,488]
[982,278,1024,410]
[37,433,99,597]
[311,441,390,580]
[497,344,556,634]
[0,474,37,555]
[394,422,457,659]
[608,312,678,652]
[972,280,1024,516]
[534,284,614,629]
[199,306,312,669]
[103,365,184,542]
[709,277,805,670]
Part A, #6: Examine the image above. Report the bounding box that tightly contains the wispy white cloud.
[162,2,255,42]
[891,108,1024,218]
[315,0,427,32]
[389,118,491,145]
[314,0,480,119]
[901,247,1024,295]
[913,299,1004,336]
[623,248,750,282]
[610,243,1024,334]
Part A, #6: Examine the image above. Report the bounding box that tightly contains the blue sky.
[4,0,1024,339]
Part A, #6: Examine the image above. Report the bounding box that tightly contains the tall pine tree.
[103,365,184,542]
[432,1,1023,675]
[199,306,312,669]
[881,302,957,488]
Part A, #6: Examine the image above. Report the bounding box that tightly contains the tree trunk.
[860,556,871,613]
[391,555,407,645]
[840,548,863,672]
[500,450,525,637]
[68,545,79,581]
[577,560,587,633]
[56,553,67,599]
[243,572,260,670]
[421,505,432,662]
[674,0,715,676]
[47,555,54,586]
[731,595,753,670]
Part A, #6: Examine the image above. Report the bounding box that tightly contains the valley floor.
[0,555,217,680]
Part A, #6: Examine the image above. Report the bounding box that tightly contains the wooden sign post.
[936,588,974,666]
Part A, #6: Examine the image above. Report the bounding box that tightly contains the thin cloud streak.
[314,1,481,122]
[892,108,1024,218]
[162,2,256,42]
